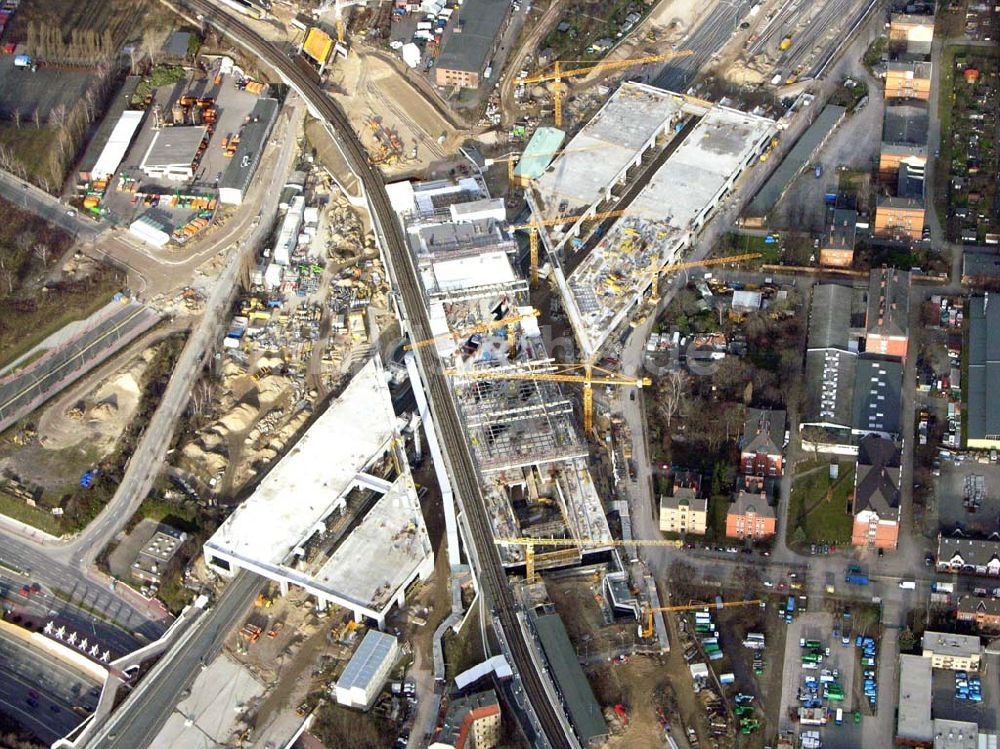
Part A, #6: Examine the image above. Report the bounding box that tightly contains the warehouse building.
[77,77,143,182]
[966,295,1000,450]
[203,357,434,627]
[433,0,512,89]
[129,212,172,248]
[335,630,399,709]
[897,654,933,745]
[140,126,207,181]
[218,97,279,204]
[744,104,846,223]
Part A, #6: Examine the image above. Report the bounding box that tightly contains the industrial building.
[433,0,511,89]
[218,97,279,204]
[334,630,399,709]
[966,295,1000,449]
[129,212,171,248]
[897,654,934,745]
[386,176,612,572]
[744,104,846,223]
[203,357,434,627]
[532,84,776,358]
[921,631,982,672]
[865,267,911,359]
[139,126,207,181]
[78,80,144,182]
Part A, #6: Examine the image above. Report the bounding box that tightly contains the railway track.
[178,3,573,746]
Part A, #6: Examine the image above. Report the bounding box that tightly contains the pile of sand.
[216,403,259,435]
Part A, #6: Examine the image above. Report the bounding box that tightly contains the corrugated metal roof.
[92,110,145,179]
[219,98,279,194]
[338,630,397,692]
[966,295,1000,441]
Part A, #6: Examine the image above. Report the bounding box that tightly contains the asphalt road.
[0,631,102,744]
[653,0,751,92]
[0,302,160,432]
[0,169,101,240]
[89,572,261,749]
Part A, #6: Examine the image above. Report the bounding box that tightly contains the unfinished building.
[203,357,434,627]
[531,84,777,358]
[387,178,612,572]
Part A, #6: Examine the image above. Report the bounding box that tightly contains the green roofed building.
[512,127,566,186]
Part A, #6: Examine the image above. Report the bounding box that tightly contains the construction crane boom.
[447,362,650,433]
[494,535,679,582]
[403,309,539,351]
[511,208,631,284]
[639,252,764,303]
[643,599,762,638]
[520,51,695,126]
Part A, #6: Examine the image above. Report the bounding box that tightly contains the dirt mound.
[216,403,259,435]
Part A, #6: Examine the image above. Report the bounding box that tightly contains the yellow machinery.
[446,361,650,434]
[403,309,540,351]
[510,209,632,284]
[637,252,764,304]
[520,51,695,127]
[641,599,763,638]
[494,536,683,584]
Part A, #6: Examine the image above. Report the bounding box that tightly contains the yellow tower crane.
[494,536,683,584]
[638,252,764,304]
[511,208,631,284]
[641,598,763,638]
[520,51,695,127]
[447,361,650,435]
[403,309,540,351]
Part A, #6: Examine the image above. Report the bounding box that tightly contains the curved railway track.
[179,3,574,746]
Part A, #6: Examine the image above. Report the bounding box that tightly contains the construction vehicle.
[634,252,763,304]
[240,623,262,642]
[404,309,540,351]
[493,536,682,583]
[254,593,273,608]
[520,51,695,127]
[640,598,762,639]
[447,361,650,434]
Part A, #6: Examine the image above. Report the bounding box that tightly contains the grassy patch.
[725,232,781,263]
[443,606,484,681]
[786,463,855,548]
[0,491,62,535]
[0,127,65,189]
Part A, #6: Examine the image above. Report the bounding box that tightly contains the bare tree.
[12,109,21,130]
[656,370,687,429]
[33,243,51,268]
[32,107,40,129]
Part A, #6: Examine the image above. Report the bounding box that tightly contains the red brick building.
[740,408,785,478]
[726,478,776,541]
[851,435,902,549]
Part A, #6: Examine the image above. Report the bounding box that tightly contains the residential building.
[885,61,933,101]
[878,143,928,184]
[874,195,925,241]
[889,13,935,56]
[819,208,857,268]
[659,471,707,535]
[896,654,933,745]
[334,630,399,709]
[434,0,512,89]
[921,631,982,671]
[937,536,1000,577]
[851,435,902,549]
[726,479,776,540]
[740,408,785,477]
[865,267,911,359]
[967,295,1000,450]
[956,596,1000,630]
[431,690,502,749]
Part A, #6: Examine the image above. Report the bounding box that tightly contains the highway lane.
[654,0,751,92]
[90,572,262,749]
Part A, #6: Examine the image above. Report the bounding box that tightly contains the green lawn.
[786,463,855,547]
[0,492,62,536]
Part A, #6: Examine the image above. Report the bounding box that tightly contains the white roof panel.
[92,110,144,180]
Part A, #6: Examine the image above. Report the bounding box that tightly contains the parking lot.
[778,611,861,747]
[931,652,1000,730]
[934,460,1000,536]
[0,56,95,121]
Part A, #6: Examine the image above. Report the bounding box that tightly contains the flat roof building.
[967,295,1000,449]
[131,526,187,585]
[921,631,982,671]
[335,630,399,709]
[78,77,142,182]
[140,126,207,181]
[203,357,434,627]
[219,97,279,204]
[896,654,933,745]
[434,0,511,89]
[933,719,981,749]
[533,613,606,746]
[744,105,846,221]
